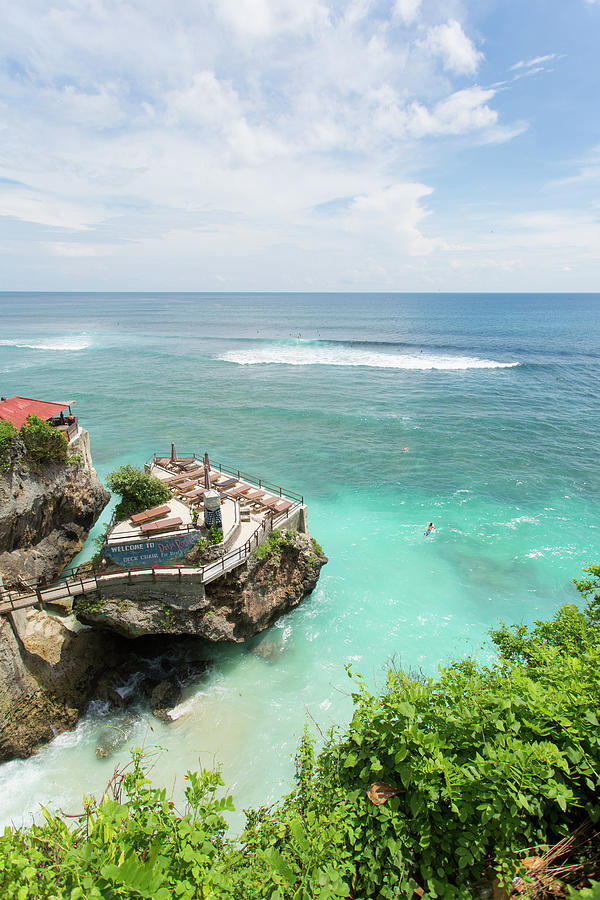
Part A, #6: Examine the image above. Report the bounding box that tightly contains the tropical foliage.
[0,569,598,898]
[106,465,171,521]
[0,414,69,470]
[0,420,18,470]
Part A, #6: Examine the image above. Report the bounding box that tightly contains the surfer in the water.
[424,522,436,536]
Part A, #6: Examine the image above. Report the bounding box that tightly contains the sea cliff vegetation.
[1,567,599,899]
[106,465,171,521]
[0,414,70,470]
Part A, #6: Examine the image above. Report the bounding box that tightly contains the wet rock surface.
[0,608,124,761]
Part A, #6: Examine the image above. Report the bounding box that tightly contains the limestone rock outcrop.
[0,608,122,760]
[0,429,109,588]
[0,429,112,759]
[77,531,327,642]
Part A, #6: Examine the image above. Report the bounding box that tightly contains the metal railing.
[146,453,304,503]
[0,496,303,614]
[49,416,79,442]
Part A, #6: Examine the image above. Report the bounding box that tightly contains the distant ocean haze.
[0,291,598,829]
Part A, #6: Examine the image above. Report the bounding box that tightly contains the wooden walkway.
[0,554,251,616]
[0,495,303,617]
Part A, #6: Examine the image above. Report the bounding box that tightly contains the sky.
[0,0,599,292]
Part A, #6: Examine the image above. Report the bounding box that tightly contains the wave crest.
[0,337,92,351]
[218,342,519,371]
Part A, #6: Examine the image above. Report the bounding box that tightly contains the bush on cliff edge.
[20,414,68,466]
[1,415,68,470]
[106,464,171,521]
[0,420,18,470]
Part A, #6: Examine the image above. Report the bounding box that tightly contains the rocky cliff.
[0,609,123,760]
[0,428,112,759]
[0,429,109,588]
[76,531,327,642]
[0,439,327,760]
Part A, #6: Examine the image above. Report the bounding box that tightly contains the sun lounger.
[180,461,201,472]
[173,479,197,493]
[215,477,238,491]
[273,499,294,514]
[257,496,282,510]
[130,505,171,525]
[169,458,195,472]
[242,489,266,504]
[185,486,207,500]
[164,473,194,485]
[224,485,252,499]
[140,516,183,535]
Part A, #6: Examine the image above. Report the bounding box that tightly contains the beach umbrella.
[171,442,177,462]
[203,451,211,490]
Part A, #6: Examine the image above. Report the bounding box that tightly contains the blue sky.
[1,0,599,291]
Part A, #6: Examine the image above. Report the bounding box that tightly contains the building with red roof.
[0,397,78,440]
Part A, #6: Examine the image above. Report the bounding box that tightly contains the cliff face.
[0,429,109,588]
[0,428,113,759]
[0,609,122,760]
[77,531,327,642]
[0,440,326,760]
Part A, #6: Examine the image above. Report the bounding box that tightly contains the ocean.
[0,291,598,828]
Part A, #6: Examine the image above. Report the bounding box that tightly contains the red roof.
[0,396,71,430]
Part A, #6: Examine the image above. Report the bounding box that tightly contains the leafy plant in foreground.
[0,570,599,899]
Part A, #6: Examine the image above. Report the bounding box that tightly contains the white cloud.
[510,53,557,71]
[393,0,421,26]
[0,187,104,230]
[346,183,440,255]
[422,19,483,75]
[550,144,600,188]
[216,0,330,38]
[165,72,242,129]
[0,0,553,290]
[406,87,497,137]
[50,243,103,256]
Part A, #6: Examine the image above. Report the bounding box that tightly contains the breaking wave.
[218,341,519,371]
[0,336,92,351]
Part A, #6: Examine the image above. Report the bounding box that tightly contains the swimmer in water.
[424,522,436,536]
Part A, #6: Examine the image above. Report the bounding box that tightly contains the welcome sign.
[104,531,201,568]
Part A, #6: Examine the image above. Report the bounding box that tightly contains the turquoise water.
[0,292,599,827]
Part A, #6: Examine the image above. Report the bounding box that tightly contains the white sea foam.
[218,343,519,370]
[0,336,92,351]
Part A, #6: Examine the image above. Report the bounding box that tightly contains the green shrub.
[206,525,223,545]
[1,570,599,899]
[570,884,600,899]
[106,465,171,521]
[254,528,285,559]
[20,414,68,466]
[0,420,18,470]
